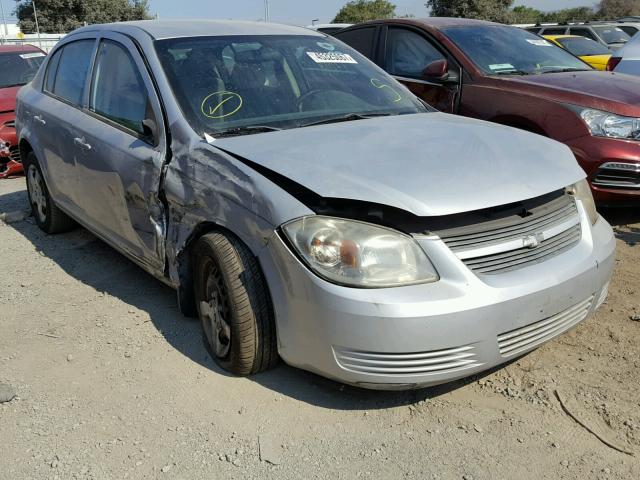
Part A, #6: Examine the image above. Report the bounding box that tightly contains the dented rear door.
[72,32,167,272]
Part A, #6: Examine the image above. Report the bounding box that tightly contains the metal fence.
[0,35,65,52]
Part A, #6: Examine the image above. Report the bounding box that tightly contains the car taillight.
[606,57,622,71]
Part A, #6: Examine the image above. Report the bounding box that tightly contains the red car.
[0,44,45,179]
[335,18,640,205]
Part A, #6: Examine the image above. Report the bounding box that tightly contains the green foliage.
[510,6,599,24]
[333,0,397,23]
[426,0,515,23]
[14,0,152,34]
[598,0,640,18]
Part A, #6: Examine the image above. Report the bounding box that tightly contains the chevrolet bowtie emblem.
[523,234,544,249]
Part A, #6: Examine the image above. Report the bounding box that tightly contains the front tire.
[24,152,75,234]
[193,232,278,375]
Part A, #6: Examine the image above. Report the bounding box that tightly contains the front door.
[71,33,167,273]
[381,27,460,113]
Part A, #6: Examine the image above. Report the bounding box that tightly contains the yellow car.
[544,35,612,70]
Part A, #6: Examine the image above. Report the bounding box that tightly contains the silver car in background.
[609,33,640,76]
[16,20,615,390]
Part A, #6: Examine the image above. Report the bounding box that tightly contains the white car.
[608,33,640,75]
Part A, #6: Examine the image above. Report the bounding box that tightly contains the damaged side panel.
[162,132,314,288]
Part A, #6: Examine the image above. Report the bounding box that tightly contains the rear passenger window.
[49,40,95,106]
[570,28,597,41]
[44,48,62,92]
[89,40,149,136]
[542,27,567,35]
[335,27,377,59]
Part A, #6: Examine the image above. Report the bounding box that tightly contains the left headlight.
[579,109,640,140]
[282,216,439,288]
[566,179,598,225]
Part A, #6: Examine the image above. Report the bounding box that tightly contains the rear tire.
[24,152,75,234]
[193,231,278,375]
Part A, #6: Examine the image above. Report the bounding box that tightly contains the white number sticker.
[19,52,45,59]
[306,52,358,64]
[526,39,552,47]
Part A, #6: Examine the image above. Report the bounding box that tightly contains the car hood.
[214,113,585,217]
[0,86,20,113]
[502,71,640,116]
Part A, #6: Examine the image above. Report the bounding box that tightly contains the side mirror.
[422,59,459,84]
[142,118,158,144]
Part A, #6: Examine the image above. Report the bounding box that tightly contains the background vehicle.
[16,20,614,390]
[526,23,630,51]
[614,20,640,38]
[0,45,45,178]
[306,23,352,35]
[607,32,640,76]
[335,18,640,205]
[543,34,612,70]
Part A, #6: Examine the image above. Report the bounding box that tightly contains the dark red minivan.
[335,18,640,205]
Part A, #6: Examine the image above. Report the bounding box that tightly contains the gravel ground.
[1,176,639,480]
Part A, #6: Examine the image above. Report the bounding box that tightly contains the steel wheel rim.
[27,165,46,223]
[200,264,231,359]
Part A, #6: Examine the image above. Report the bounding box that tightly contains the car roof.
[71,19,324,40]
[0,44,44,54]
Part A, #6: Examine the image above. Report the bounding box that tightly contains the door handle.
[33,115,46,125]
[73,137,92,151]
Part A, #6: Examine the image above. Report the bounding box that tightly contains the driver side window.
[385,28,445,78]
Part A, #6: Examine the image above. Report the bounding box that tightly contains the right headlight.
[579,109,640,140]
[281,216,439,288]
[566,179,598,225]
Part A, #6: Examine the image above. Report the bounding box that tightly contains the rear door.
[71,32,167,272]
[379,26,460,113]
[33,36,96,212]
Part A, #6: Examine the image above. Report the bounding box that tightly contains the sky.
[149,0,600,25]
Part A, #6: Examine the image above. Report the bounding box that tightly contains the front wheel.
[193,232,278,375]
[24,152,75,234]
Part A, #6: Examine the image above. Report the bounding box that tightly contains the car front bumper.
[567,134,640,205]
[259,210,616,390]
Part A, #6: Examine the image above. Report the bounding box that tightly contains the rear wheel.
[193,232,278,375]
[24,152,75,234]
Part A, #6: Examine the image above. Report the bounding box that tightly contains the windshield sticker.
[370,78,402,102]
[316,42,335,51]
[201,91,243,119]
[526,39,552,47]
[19,52,45,59]
[489,63,515,71]
[306,52,357,64]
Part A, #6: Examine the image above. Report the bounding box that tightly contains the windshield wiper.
[540,68,591,74]
[214,125,282,138]
[494,70,530,76]
[300,112,394,128]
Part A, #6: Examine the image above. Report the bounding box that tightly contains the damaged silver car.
[16,20,616,390]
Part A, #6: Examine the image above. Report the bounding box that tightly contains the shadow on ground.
[1,188,496,410]
[600,207,640,247]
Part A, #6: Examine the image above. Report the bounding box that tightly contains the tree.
[14,0,152,34]
[333,0,396,23]
[598,0,640,18]
[426,0,515,23]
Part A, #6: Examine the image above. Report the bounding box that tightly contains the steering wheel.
[297,89,360,112]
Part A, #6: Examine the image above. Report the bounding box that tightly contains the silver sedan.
[16,20,615,389]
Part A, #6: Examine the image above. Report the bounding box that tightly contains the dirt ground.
[1,175,639,480]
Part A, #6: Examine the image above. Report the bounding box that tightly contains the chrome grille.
[334,345,482,375]
[497,296,594,357]
[593,162,640,190]
[9,146,20,163]
[438,194,582,274]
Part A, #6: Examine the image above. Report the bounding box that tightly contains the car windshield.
[155,35,428,136]
[0,51,45,88]
[556,37,612,56]
[593,26,630,44]
[442,25,591,75]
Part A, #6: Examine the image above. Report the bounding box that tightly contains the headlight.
[0,139,9,156]
[580,109,640,140]
[282,216,439,288]
[566,179,598,225]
